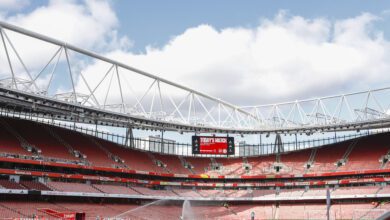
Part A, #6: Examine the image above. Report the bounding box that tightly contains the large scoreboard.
[192,136,235,155]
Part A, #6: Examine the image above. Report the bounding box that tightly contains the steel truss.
[240,87,390,133]
[0,21,390,134]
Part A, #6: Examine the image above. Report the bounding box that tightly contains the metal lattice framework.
[240,88,390,132]
[0,21,390,134]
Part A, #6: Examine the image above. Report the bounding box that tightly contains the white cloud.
[0,0,131,90]
[79,12,390,106]
[1,5,390,107]
[4,0,129,50]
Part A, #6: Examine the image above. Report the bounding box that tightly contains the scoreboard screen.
[192,136,235,155]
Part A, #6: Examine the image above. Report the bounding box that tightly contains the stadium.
[0,5,390,220]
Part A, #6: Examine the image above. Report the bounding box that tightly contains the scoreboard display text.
[192,136,234,155]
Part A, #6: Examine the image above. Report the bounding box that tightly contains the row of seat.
[0,179,51,191]
[0,179,388,199]
[0,117,389,176]
[0,200,387,219]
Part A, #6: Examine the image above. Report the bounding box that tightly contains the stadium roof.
[0,21,390,134]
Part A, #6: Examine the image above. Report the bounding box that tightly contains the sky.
[1,0,390,106]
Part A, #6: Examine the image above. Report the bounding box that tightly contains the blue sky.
[110,0,390,52]
[1,0,390,105]
[14,0,390,52]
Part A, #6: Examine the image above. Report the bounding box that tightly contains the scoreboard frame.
[192,136,235,155]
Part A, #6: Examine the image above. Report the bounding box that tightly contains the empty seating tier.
[0,117,389,177]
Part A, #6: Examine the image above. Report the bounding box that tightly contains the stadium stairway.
[93,139,163,173]
[52,126,121,168]
[0,118,39,155]
[304,148,317,172]
[337,135,389,171]
[178,156,196,174]
[84,134,127,168]
[40,123,85,162]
